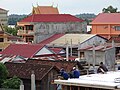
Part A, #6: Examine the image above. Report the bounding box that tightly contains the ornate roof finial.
[56,4,58,8]
[36,2,39,7]
[32,3,34,7]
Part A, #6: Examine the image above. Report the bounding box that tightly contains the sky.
[0,0,120,15]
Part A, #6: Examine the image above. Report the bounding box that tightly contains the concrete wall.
[105,47,116,70]
[85,50,104,65]
[34,22,87,43]
[80,35,107,49]
[0,9,8,26]
[85,47,115,70]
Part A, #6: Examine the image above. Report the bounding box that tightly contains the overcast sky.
[0,0,120,15]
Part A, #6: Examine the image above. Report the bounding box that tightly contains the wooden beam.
[70,86,72,90]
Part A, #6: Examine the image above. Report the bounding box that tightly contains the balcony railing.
[17,30,34,35]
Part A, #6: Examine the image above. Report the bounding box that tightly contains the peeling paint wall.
[34,22,87,43]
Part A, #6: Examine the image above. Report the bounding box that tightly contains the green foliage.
[2,76,21,89]
[102,5,118,13]
[0,63,8,87]
[3,26,18,36]
[75,13,96,25]
[8,14,28,25]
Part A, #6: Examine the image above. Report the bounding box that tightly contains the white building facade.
[0,8,8,26]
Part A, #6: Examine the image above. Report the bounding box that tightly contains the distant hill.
[8,14,28,25]
[75,13,97,25]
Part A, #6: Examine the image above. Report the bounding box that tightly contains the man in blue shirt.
[72,67,80,78]
[60,68,69,80]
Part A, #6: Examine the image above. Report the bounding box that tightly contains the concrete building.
[80,45,116,70]
[0,8,8,26]
[91,13,120,39]
[39,34,107,59]
[17,14,87,43]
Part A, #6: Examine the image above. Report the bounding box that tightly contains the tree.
[2,76,21,89]
[8,14,28,25]
[3,26,18,36]
[102,5,118,13]
[0,63,8,87]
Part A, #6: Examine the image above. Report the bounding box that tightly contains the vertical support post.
[62,85,65,90]
[93,44,96,73]
[20,80,24,90]
[112,40,116,71]
[31,71,36,90]
[78,51,80,60]
[66,41,69,61]
[104,42,107,69]
[70,86,72,90]
[78,42,81,59]
[70,39,72,56]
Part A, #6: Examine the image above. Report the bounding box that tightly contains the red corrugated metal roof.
[19,14,84,22]
[79,46,93,50]
[87,45,112,51]
[91,13,120,24]
[1,44,45,58]
[80,45,112,51]
[88,45,105,51]
[39,34,64,44]
[108,37,120,43]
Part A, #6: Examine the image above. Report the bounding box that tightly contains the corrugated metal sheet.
[19,14,84,22]
[50,34,96,45]
[91,13,120,24]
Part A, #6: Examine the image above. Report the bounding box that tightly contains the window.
[115,26,120,30]
[19,26,24,30]
[0,38,4,42]
[25,25,33,30]
[80,52,85,59]
[0,49,2,51]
